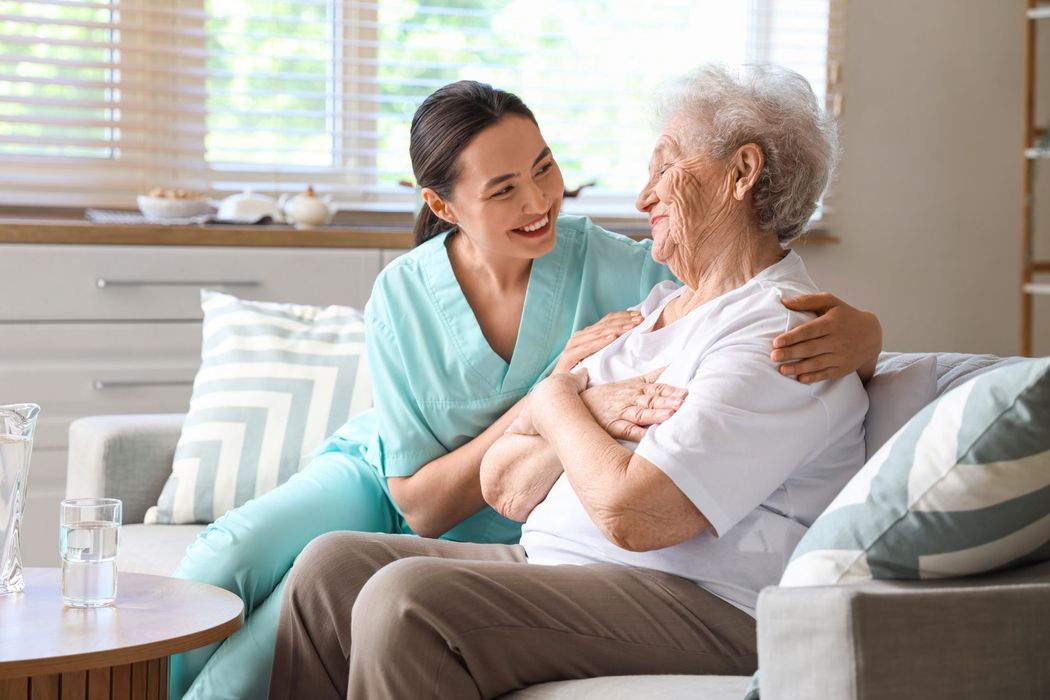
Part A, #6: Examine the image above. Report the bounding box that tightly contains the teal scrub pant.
[169,448,404,700]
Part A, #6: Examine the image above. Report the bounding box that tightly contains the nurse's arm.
[386,394,549,538]
[480,434,563,522]
[530,374,710,552]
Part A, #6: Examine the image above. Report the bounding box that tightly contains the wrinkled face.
[634,121,727,268]
[635,131,683,264]
[438,115,565,260]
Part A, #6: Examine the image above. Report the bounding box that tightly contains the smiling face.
[634,117,770,286]
[425,115,565,261]
[636,132,683,264]
[634,123,726,268]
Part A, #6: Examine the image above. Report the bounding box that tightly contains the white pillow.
[863,353,938,460]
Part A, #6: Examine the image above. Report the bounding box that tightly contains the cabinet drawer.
[0,244,382,321]
[0,322,201,449]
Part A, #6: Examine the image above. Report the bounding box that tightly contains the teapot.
[280,186,334,229]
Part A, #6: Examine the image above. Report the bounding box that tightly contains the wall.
[800,0,1047,356]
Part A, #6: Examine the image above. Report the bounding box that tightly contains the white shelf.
[1029,7,1050,19]
[1024,283,1050,295]
[1025,147,1050,159]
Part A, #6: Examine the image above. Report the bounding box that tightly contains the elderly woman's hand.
[552,311,644,375]
[772,293,883,383]
[581,368,687,442]
[508,368,686,442]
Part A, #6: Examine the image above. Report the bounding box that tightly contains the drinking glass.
[60,498,121,607]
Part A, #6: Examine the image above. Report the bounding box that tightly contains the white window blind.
[1,0,840,214]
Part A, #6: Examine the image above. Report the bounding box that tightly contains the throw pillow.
[863,352,1025,461]
[144,290,371,524]
[862,353,938,460]
[781,356,1050,586]
[746,356,1050,700]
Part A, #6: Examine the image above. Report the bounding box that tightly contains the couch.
[65,352,1050,699]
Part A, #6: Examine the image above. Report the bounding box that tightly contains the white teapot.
[280,186,334,229]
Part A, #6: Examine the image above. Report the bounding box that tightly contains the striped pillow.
[780,356,1050,586]
[745,357,1050,700]
[144,290,371,524]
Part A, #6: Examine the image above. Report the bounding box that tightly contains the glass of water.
[59,498,121,607]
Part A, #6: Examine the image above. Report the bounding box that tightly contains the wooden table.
[0,568,243,699]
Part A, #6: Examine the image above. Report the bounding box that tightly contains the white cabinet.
[0,244,386,565]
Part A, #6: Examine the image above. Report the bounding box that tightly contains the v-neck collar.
[423,228,570,394]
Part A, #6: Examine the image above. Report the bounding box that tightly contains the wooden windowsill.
[0,217,840,249]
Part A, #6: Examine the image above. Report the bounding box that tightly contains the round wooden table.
[0,568,243,699]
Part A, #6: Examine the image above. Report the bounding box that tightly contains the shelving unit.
[1022,2,1050,355]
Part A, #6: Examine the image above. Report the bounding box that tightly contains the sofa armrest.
[67,414,186,524]
[756,561,1050,700]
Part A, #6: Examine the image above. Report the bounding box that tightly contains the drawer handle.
[96,279,261,289]
[93,380,195,390]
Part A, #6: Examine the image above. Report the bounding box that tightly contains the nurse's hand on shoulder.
[509,367,686,443]
[552,310,644,375]
[772,293,883,384]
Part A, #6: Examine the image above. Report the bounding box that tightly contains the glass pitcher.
[0,403,40,596]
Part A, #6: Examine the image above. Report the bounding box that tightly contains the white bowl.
[137,195,214,221]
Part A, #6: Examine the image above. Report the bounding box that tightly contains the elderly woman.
[267,65,868,700]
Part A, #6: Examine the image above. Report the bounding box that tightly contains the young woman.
[171,80,882,699]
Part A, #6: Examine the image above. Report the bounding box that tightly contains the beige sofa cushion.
[118,523,205,576]
[502,674,750,699]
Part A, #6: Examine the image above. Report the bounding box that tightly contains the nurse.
[171,80,882,699]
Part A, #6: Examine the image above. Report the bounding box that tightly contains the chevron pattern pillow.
[745,357,1050,700]
[779,356,1050,586]
[144,290,372,524]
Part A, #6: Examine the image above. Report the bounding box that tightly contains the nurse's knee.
[176,505,271,582]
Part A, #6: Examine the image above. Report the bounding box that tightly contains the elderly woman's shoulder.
[750,252,821,303]
[715,254,823,334]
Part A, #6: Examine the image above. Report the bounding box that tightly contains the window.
[0,0,839,215]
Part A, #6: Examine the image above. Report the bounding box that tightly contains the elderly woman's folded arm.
[482,370,689,524]
[480,432,564,522]
[517,375,711,552]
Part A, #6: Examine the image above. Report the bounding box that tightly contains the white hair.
[659,64,839,244]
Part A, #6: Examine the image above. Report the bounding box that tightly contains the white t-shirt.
[520,251,868,615]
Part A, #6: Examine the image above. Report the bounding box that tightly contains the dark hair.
[410,80,537,246]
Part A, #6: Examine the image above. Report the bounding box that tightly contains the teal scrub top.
[331,215,676,545]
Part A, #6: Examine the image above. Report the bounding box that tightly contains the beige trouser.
[267,531,757,700]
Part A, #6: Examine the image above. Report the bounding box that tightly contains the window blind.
[0,0,839,214]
